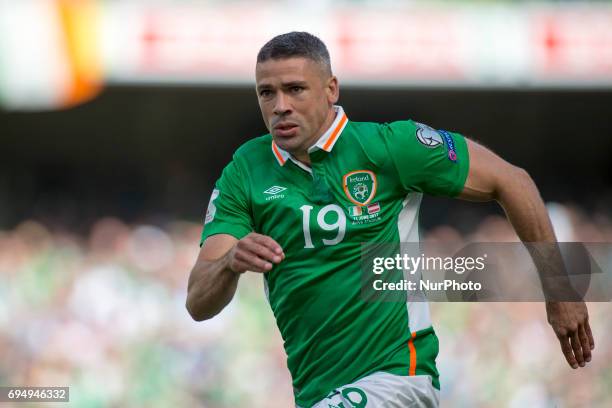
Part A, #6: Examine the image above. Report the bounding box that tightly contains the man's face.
[255,57,338,155]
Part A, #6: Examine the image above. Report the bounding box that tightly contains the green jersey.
[201,106,469,407]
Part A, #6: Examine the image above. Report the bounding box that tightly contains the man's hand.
[226,232,285,274]
[186,232,284,321]
[546,301,595,369]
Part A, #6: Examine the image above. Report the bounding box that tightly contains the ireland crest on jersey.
[343,170,377,206]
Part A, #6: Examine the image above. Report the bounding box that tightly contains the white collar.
[271,105,348,166]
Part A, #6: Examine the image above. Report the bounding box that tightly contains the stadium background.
[1,0,611,407]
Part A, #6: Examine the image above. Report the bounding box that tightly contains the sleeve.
[382,120,470,197]
[200,159,253,245]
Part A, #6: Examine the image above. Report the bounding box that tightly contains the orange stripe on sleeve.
[408,331,417,376]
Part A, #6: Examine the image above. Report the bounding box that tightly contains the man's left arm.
[459,138,595,369]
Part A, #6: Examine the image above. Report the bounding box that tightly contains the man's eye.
[290,86,303,93]
[259,90,272,97]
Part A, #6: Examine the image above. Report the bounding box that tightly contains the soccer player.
[186,32,594,407]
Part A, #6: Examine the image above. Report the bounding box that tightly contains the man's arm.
[186,233,284,321]
[458,139,595,369]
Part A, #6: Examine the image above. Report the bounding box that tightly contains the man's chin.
[273,136,300,152]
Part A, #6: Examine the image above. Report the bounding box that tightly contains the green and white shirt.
[201,106,470,407]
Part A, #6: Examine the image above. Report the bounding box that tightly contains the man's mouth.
[273,122,298,137]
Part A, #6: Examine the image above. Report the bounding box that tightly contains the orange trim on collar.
[272,141,286,165]
[322,112,348,152]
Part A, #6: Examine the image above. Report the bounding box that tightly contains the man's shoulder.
[346,119,419,139]
[337,119,423,166]
[233,133,273,160]
[347,119,383,133]
[341,119,418,154]
[342,120,383,146]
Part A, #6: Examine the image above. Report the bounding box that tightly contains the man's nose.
[273,92,292,116]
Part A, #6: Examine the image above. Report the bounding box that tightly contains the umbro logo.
[263,185,286,201]
[263,185,287,195]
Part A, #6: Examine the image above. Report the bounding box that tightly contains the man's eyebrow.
[256,80,308,91]
[282,81,308,87]
[256,82,272,90]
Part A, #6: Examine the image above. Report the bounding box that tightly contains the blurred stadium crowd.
[1,202,610,407]
[2,0,611,407]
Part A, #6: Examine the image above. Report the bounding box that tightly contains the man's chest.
[249,160,403,251]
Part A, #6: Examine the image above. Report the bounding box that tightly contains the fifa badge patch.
[342,170,377,205]
[415,122,444,148]
[205,188,219,224]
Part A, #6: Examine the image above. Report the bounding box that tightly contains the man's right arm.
[186,233,284,321]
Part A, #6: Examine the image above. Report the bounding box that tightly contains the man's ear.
[327,75,339,104]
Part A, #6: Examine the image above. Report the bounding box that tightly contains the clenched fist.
[226,232,285,274]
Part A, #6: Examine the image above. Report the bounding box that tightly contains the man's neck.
[292,108,337,166]
[293,151,311,166]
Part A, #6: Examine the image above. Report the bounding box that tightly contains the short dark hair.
[257,31,332,75]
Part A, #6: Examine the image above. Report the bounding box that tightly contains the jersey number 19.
[300,204,347,249]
